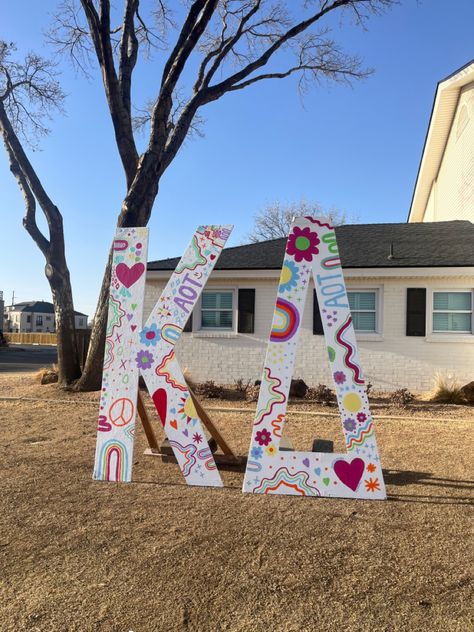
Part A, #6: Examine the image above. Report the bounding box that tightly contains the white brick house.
[146,221,474,392]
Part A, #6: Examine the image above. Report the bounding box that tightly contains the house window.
[45,316,51,321]
[432,292,472,333]
[201,291,233,329]
[26,315,31,323]
[36,315,43,326]
[348,291,377,333]
[78,318,84,327]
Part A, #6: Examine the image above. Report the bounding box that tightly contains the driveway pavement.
[0,344,58,373]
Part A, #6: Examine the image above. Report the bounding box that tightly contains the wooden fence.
[4,331,92,368]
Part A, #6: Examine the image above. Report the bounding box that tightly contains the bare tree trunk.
[0,102,81,385]
[73,181,159,391]
[48,263,82,386]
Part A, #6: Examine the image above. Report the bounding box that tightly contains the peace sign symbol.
[109,397,135,427]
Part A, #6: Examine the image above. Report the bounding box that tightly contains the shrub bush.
[425,374,467,405]
[389,388,415,408]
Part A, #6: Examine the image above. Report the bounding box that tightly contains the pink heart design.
[333,458,365,491]
[131,325,137,332]
[116,262,145,288]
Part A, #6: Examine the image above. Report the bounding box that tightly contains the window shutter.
[183,312,193,332]
[313,290,324,335]
[406,288,426,336]
[238,289,255,333]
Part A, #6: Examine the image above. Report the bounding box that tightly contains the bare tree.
[246,200,354,242]
[46,0,394,390]
[0,42,81,386]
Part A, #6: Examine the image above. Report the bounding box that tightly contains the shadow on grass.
[384,468,474,505]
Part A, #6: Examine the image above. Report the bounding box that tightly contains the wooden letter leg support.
[139,388,247,471]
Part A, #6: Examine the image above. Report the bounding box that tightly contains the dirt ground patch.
[1,375,473,631]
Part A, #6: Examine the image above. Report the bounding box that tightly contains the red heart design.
[210,254,216,260]
[116,262,145,288]
[131,325,137,332]
[152,388,167,427]
[170,419,178,430]
[334,458,365,491]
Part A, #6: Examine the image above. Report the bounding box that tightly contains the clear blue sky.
[1,1,474,318]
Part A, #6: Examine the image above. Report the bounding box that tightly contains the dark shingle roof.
[12,301,87,316]
[148,221,474,271]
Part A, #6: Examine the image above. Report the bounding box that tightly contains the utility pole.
[11,290,15,306]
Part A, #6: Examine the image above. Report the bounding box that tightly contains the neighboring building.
[146,221,474,392]
[409,59,474,222]
[4,301,88,333]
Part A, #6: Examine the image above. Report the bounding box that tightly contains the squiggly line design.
[103,339,114,371]
[335,315,364,385]
[175,235,207,273]
[271,414,285,438]
[254,367,287,426]
[304,216,334,230]
[254,467,320,496]
[104,296,126,370]
[246,460,262,473]
[196,447,217,470]
[155,349,187,391]
[346,421,374,450]
[169,440,197,477]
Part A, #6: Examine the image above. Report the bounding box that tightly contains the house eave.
[408,60,474,222]
[147,266,474,281]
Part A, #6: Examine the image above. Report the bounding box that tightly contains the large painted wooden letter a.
[243,217,386,500]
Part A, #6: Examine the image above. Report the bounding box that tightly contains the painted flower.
[250,446,263,460]
[286,226,320,262]
[364,477,380,493]
[265,444,277,457]
[255,428,272,446]
[279,260,300,292]
[135,350,154,370]
[343,418,356,432]
[333,371,346,385]
[357,412,367,423]
[140,322,160,346]
[193,432,203,444]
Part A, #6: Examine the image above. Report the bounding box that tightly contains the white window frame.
[429,289,473,336]
[346,286,383,339]
[197,288,237,333]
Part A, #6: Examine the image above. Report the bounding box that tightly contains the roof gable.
[408,59,474,222]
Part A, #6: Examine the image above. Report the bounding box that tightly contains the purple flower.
[255,428,272,446]
[135,350,154,370]
[334,371,346,385]
[344,418,356,432]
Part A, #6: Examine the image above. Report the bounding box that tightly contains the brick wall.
[144,274,474,392]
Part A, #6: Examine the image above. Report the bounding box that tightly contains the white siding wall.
[145,274,474,392]
[425,83,474,221]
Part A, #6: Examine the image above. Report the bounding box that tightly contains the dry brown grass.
[0,374,473,631]
[32,363,59,383]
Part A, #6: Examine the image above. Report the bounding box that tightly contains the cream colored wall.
[423,83,474,221]
[145,274,474,392]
